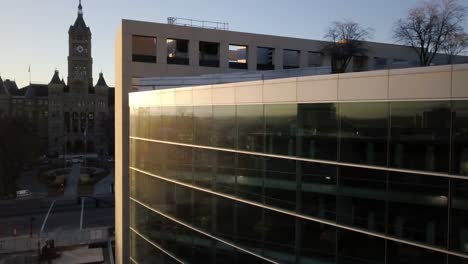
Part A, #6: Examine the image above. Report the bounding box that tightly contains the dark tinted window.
[265,104,297,156]
[299,219,336,264]
[214,151,236,195]
[263,210,296,263]
[213,106,236,149]
[301,162,337,221]
[298,103,338,161]
[337,229,385,264]
[194,106,213,146]
[450,179,468,254]
[390,101,450,172]
[386,240,447,264]
[387,172,448,247]
[237,104,264,152]
[339,102,388,166]
[337,166,386,233]
[237,153,263,202]
[193,148,215,188]
[264,157,296,211]
[452,101,468,176]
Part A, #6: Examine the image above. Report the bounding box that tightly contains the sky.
[1,0,468,88]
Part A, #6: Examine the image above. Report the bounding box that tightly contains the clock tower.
[68,0,93,91]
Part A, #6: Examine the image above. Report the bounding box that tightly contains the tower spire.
[78,0,83,16]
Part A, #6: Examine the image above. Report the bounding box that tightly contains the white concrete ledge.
[130,64,468,106]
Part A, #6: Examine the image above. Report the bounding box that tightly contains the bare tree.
[322,20,373,73]
[393,0,466,66]
[442,32,468,64]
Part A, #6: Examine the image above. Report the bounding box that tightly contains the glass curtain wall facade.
[129,99,468,264]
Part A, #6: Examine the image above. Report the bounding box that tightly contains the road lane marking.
[40,200,56,234]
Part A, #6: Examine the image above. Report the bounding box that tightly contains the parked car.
[16,189,32,199]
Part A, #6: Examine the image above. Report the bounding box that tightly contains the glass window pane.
[339,102,388,166]
[265,104,297,156]
[450,178,468,254]
[301,162,337,221]
[388,172,448,247]
[194,106,213,146]
[452,101,468,176]
[167,38,189,65]
[264,157,296,211]
[193,190,213,233]
[214,151,236,195]
[149,106,162,140]
[337,229,385,264]
[176,106,193,143]
[199,41,220,67]
[337,166,386,233]
[263,210,296,263]
[257,47,275,70]
[132,35,157,63]
[130,171,175,215]
[390,101,450,172]
[237,104,264,152]
[386,240,447,264]
[162,106,177,142]
[299,219,336,264]
[213,105,236,149]
[130,230,179,264]
[229,44,248,69]
[235,202,263,254]
[283,49,300,69]
[194,148,215,188]
[237,153,264,202]
[175,184,193,225]
[298,103,338,161]
[214,196,235,241]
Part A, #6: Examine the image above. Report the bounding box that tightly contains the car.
[71,158,82,164]
[16,189,32,198]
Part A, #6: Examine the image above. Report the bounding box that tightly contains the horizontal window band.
[130,197,279,264]
[129,136,468,181]
[130,227,184,263]
[130,257,138,264]
[129,166,468,261]
[129,96,468,107]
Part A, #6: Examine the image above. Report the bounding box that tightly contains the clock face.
[76,45,84,54]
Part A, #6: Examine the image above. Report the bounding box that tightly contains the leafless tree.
[442,32,468,64]
[322,20,373,73]
[393,0,466,66]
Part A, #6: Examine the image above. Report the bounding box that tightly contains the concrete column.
[248,45,257,71]
[300,50,308,68]
[189,39,199,67]
[156,36,167,64]
[274,48,283,70]
[219,41,229,70]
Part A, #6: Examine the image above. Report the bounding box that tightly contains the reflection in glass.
[298,103,338,161]
[263,210,295,263]
[193,106,213,146]
[162,106,177,142]
[299,218,336,264]
[214,151,236,195]
[265,104,297,156]
[337,166,386,233]
[213,106,236,149]
[237,153,263,202]
[194,148,214,188]
[264,157,296,211]
[176,106,193,143]
[390,101,450,172]
[452,101,468,176]
[337,229,385,264]
[450,179,468,254]
[388,172,448,247]
[301,162,337,221]
[149,106,162,140]
[340,102,388,166]
[237,104,264,152]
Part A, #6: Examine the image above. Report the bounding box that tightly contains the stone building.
[0,0,114,157]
